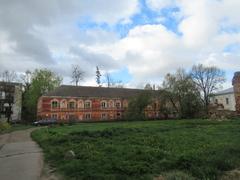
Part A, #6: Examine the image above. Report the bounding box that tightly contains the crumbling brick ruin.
[232,72,240,114]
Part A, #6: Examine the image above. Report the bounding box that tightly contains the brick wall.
[37,96,161,121]
[37,97,128,121]
[232,72,240,114]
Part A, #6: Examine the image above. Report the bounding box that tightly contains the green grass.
[0,123,33,134]
[32,119,240,180]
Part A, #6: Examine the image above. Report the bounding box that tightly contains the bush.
[0,121,11,132]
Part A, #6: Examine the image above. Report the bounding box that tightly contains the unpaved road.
[0,128,43,180]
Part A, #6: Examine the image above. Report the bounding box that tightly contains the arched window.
[68,100,76,109]
[78,100,84,109]
[115,101,121,109]
[67,99,77,109]
[51,100,59,109]
[60,99,67,108]
[108,100,114,108]
[101,100,108,109]
[84,100,92,109]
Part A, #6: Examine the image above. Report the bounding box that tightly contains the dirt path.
[0,128,43,180]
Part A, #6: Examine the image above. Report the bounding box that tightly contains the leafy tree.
[71,65,84,86]
[162,69,203,118]
[96,66,101,86]
[24,69,62,121]
[190,64,225,114]
[125,90,152,120]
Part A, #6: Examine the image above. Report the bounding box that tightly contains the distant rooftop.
[0,81,22,86]
[214,87,234,96]
[43,85,147,98]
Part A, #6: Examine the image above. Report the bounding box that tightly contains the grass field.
[32,119,240,180]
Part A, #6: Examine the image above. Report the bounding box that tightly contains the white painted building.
[211,87,236,111]
[0,82,22,122]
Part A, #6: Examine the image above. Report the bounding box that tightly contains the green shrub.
[0,121,11,132]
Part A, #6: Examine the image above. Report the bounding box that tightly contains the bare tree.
[1,70,17,82]
[71,65,84,86]
[190,64,225,113]
[104,72,124,88]
[105,72,113,88]
[20,70,32,90]
[114,80,124,88]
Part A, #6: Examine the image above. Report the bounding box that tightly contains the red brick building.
[37,85,160,122]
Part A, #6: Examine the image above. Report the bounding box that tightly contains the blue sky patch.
[77,0,182,38]
[104,67,132,84]
[224,43,240,53]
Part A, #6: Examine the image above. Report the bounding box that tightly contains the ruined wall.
[232,72,240,114]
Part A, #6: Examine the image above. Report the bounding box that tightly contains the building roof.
[43,85,149,98]
[0,81,22,86]
[214,87,234,96]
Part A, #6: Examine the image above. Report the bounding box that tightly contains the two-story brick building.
[37,85,160,122]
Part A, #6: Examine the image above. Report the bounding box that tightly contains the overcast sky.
[0,0,240,88]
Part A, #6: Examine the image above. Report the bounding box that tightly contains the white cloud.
[146,0,176,10]
[0,0,240,88]
[0,0,139,82]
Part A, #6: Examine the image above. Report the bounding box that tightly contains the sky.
[0,0,240,89]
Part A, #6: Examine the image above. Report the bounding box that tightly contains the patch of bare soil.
[220,168,240,180]
[40,163,63,180]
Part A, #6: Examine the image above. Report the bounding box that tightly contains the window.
[123,100,128,108]
[226,98,229,105]
[0,104,4,113]
[0,91,5,99]
[78,100,83,109]
[51,101,59,108]
[69,114,76,120]
[153,103,157,110]
[84,101,91,109]
[101,113,108,120]
[215,99,218,104]
[147,105,152,110]
[101,101,107,109]
[116,101,121,109]
[51,114,58,119]
[68,102,76,109]
[84,113,91,120]
[108,100,114,108]
[60,100,66,108]
[117,112,121,119]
